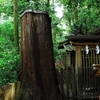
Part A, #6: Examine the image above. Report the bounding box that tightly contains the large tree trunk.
[18,10,61,100]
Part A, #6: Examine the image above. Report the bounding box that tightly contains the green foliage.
[0,20,20,86]
[51,14,66,60]
[0,0,100,84]
[60,0,100,34]
[0,0,13,17]
[78,5,100,34]
[0,20,14,38]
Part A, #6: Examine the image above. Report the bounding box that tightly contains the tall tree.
[14,0,19,50]
[58,0,100,35]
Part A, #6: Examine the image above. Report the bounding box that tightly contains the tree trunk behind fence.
[18,10,61,100]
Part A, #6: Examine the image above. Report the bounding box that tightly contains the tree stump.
[18,10,61,100]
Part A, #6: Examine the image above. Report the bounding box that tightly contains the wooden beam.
[70,41,100,46]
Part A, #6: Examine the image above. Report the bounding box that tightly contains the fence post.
[19,10,61,100]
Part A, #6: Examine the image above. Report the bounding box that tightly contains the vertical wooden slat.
[71,51,76,100]
[83,49,86,98]
[94,50,97,97]
[81,49,84,98]
[76,46,83,100]
[89,49,91,97]
[95,50,97,96]
[88,51,90,97]
[91,49,93,94]
[66,67,70,100]
[71,66,75,100]
[60,68,65,99]
[97,54,100,96]
[90,49,92,97]
[85,52,87,97]
[91,49,94,97]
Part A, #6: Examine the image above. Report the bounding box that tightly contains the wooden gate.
[58,47,100,100]
[82,48,100,99]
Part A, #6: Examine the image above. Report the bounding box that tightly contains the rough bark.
[18,10,61,100]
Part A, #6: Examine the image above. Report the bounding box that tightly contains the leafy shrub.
[0,20,20,86]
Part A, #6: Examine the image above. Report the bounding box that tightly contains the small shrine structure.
[58,29,100,100]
